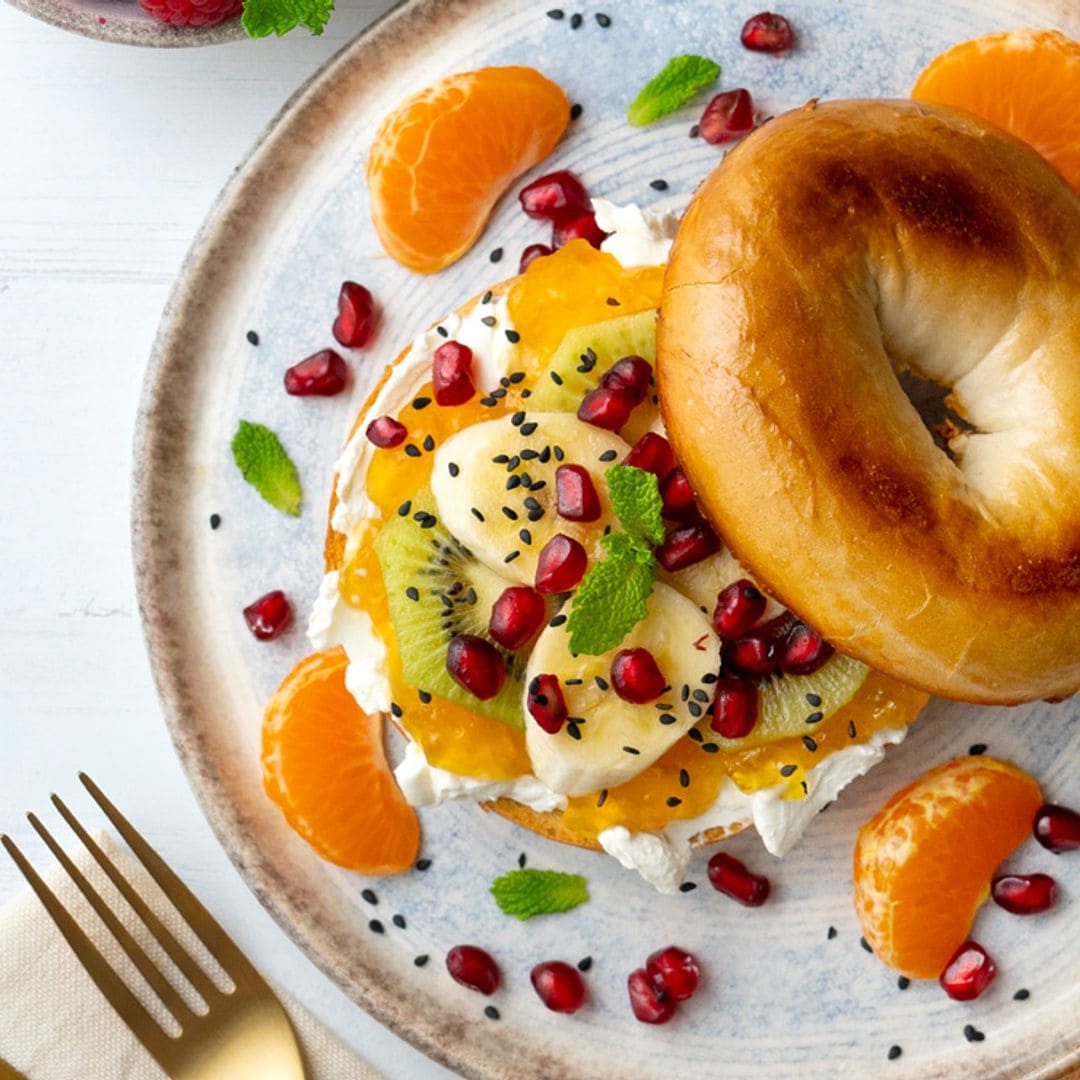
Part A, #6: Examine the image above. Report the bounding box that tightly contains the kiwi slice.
[529,309,658,442]
[374,488,530,730]
[709,652,871,751]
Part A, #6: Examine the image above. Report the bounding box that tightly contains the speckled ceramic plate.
[133,2,1080,1077]
[3,0,244,46]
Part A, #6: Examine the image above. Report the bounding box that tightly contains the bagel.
[658,98,1080,705]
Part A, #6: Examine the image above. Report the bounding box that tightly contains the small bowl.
[3,0,246,45]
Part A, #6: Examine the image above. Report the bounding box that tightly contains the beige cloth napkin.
[0,833,382,1080]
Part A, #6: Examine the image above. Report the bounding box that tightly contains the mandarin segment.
[912,29,1080,193]
[262,648,420,874]
[853,756,1042,979]
[367,66,570,273]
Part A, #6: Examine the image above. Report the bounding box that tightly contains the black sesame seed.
[898,976,910,990]
[490,247,504,263]
[506,476,521,491]
[827,926,838,940]
[528,508,545,522]
[507,455,521,470]
[414,954,429,967]
[546,7,563,19]
[1014,988,1030,1001]
[529,479,547,491]
[484,1006,500,1020]
[436,326,449,337]
[504,550,520,563]
[577,956,593,971]
[465,588,477,604]
[420,514,437,529]
[595,675,609,691]
[448,462,460,477]
[523,496,540,510]
[471,507,485,522]
[692,688,709,703]
[549,614,568,627]
[649,178,668,191]
[887,1046,902,1061]
[780,764,798,777]
[848,720,857,739]
[511,411,526,427]
[509,371,526,384]
[519,528,532,545]
[666,796,682,807]
[553,445,565,461]
[520,449,538,460]
[567,721,582,740]
[688,701,703,718]
[245,330,259,345]
[680,685,690,702]
[521,388,532,398]
[689,124,700,138]
[659,714,677,725]
[501,506,519,520]
[412,396,431,410]
[369,919,384,934]
[480,396,498,407]
[392,914,406,929]
[860,937,873,954]
[802,735,818,752]
[404,444,422,458]
[209,513,221,530]
[417,690,432,705]
[806,692,822,706]
[569,12,582,28]
[596,789,608,807]
[361,889,378,904]
[506,329,521,344]
[595,12,611,27]
[520,421,537,435]
[423,434,435,452]
[701,672,717,684]
[570,103,583,120]
[687,728,704,743]
[405,587,420,602]
[623,745,641,755]
[482,290,493,304]
[801,780,809,795]
[398,500,412,516]
[413,509,428,522]
[679,769,690,788]
[701,742,720,754]
[969,743,987,755]
[565,678,583,686]
[606,296,621,306]
[963,1024,985,1043]
[805,711,824,724]
[656,702,674,710]
[481,315,497,328]
[390,702,403,718]
[679,881,698,893]
[518,851,527,868]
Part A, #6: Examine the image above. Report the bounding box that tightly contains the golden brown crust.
[659,99,1080,705]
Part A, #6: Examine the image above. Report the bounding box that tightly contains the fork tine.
[28,810,196,1026]
[52,792,223,1005]
[0,834,176,1072]
[78,774,269,994]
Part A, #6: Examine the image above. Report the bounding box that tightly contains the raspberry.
[138,0,242,27]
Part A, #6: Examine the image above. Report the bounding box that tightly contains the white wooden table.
[0,5,451,1075]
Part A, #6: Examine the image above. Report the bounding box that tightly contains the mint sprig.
[605,465,665,545]
[491,868,589,920]
[627,55,721,126]
[230,420,302,517]
[242,0,333,38]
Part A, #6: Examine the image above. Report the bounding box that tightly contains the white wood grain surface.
[0,5,452,1075]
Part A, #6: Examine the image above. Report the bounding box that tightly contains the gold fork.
[1,774,307,1080]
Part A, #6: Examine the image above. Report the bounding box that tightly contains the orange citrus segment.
[262,648,420,874]
[853,756,1042,979]
[912,29,1080,193]
[367,66,570,273]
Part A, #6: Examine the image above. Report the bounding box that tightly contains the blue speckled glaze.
[138,2,1080,1077]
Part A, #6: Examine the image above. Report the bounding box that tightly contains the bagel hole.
[895,368,978,463]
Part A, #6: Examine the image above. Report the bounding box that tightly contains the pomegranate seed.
[365,415,407,448]
[519,170,590,221]
[645,947,700,1002]
[283,349,348,396]
[723,632,778,678]
[991,873,1057,915]
[625,432,675,481]
[611,648,667,704]
[331,281,377,348]
[530,960,587,1013]
[535,534,588,594]
[1034,803,1080,853]
[699,89,756,145]
[519,243,553,273]
[242,590,292,640]
[778,622,834,675]
[432,340,476,406]
[660,467,697,519]
[488,586,547,650]
[555,464,602,522]
[710,676,759,738]
[627,968,676,1024]
[707,852,771,906]
[939,940,996,1001]
[527,674,568,734]
[446,945,500,995]
[577,386,637,431]
[552,209,609,250]
[445,635,506,701]
[656,523,721,571]
[741,11,795,54]
[713,579,767,639]
[601,356,652,402]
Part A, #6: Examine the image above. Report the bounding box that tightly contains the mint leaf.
[606,465,665,545]
[242,0,333,38]
[231,420,302,517]
[490,869,589,920]
[627,55,721,126]
[566,532,655,656]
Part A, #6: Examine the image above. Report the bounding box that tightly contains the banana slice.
[661,546,785,623]
[524,582,721,796]
[432,412,629,585]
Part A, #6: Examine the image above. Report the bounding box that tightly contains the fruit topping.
[723,630,778,678]
[939,940,996,1001]
[555,464,602,522]
[535,534,588,594]
[262,648,420,872]
[530,960,587,1013]
[624,432,675,480]
[138,0,240,27]
[710,676,759,738]
[707,852,771,906]
[660,466,697,519]
[519,243,553,273]
[488,586,548,650]
[519,170,590,221]
[645,946,700,1002]
[432,340,476,406]
[527,674,569,733]
[699,89,755,145]
[332,281,377,348]
[853,756,1042,978]
[553,210,609,251]
[611,648,667,704]
[283,349,348,397]
[627,968,676,1024]
[740,12,795,54]
[446,634,506,701]
[656,523,721,571]
[1034,803,1080,852]
[778,622,834,675]
[601,355,653,401]
[366,415,407,448]
[243,590,293,640]
[577,386,637,431]
[713,579,767,639]
[991,872,1057,914]
[446,945,501,995]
